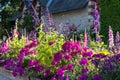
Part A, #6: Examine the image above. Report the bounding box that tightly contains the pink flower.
[83,29,87,48]
[109,26,114,47]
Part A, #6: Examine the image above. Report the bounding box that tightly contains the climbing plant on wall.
[100,0,120,43]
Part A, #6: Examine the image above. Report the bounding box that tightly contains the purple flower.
[60,66,67,70]
[78,74,87,80]
[92,54,106,58]
[18,47,30,59]
[35,65,44,72]
[49,40,55,45]
[28,59,38,67]
[66,75,69,80]
[115,31,120,46]
[79,58,88,66]
[43,69,51,76]
[92,59,100,67]
[82,51,92,57]
[0,42,9,54]
[57,67,64,77]
[82,67,88,74]
[93,5,100,34]
[52,60,58,66]
[96,34,102,42]
[50,76,56,80]
[29,30,37,40]
[12,66,24,77]
[64,54,72,60]
[53,53,62,62]
[5,59,14,69]
[67,63,73,71]
[93,74,101,80]
[109,26,114,47]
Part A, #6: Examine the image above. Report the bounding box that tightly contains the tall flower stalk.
[115,31,120,53]
[83,29,87,48]
[109,26,114,47]
[45,8,55,29]
[93,3,100,41]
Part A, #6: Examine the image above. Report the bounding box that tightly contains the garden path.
[0,74,11,80]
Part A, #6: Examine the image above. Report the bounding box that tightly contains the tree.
[0,0,21,38]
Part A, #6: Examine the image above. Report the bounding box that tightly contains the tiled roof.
[39,0,88,13]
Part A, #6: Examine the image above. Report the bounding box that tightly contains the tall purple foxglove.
[45,8,55,28]
[93,4,100,34]
[109,26,114,47]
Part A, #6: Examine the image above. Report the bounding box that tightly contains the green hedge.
[100,0,120,43]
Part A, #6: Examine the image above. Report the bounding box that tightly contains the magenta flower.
[66,75,69,80]
[5,59,14,69]
[64,54,72,60]
[78,74,87,80]
[62,41,81,53]
[49,40,55,45]
[50,76,56,80]
[52,60,58,66]
[82,51,92,57]
[93,74,101,80]
[57,67,64,77]
[43,69,51,76]
[60,66,67,70]
[12,66,24,77]
[28,59,38,67]
[79,58,88,66]
[0,42,9,54]
[35,65,44,72]
[67,63,73,71]
[45,69,51,75]
[82,67,88,74]
[92,54,106,58]
[109,26,114,47]
[53,53,62,62]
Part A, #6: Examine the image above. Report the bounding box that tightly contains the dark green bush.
[100,0,120,43]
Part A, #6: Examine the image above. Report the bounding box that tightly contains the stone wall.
[52,7,89,32]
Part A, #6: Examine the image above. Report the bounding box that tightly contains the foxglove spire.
[83,29,87,48]
[109,26,114,47]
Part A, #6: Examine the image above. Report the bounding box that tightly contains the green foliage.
[0,0,21,38]
[90,41,110,55]
[100,0,120,43]
[35,24,65,70]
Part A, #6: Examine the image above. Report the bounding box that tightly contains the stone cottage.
[11,0,99,32]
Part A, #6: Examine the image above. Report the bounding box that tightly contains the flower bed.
[0,24,120,80]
